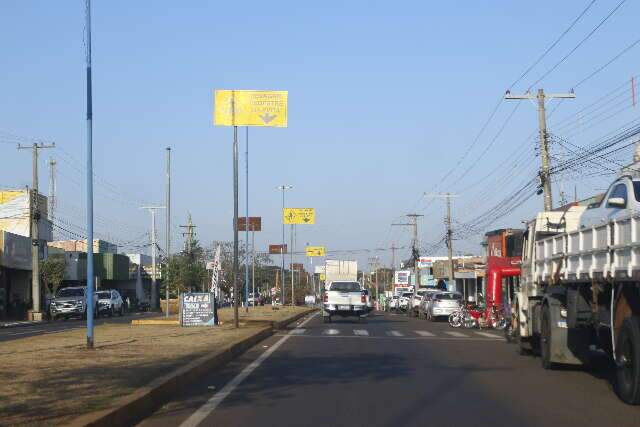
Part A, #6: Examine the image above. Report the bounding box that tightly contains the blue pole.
[85,0,95,349]
[244,127,249,310]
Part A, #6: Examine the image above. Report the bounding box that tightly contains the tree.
[40,256,66,295]
[212,240,273,300]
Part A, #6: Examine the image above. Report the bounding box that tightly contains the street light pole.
[277,185,292,305]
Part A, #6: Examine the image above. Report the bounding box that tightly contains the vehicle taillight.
[361,294,366,303]
[323,293,328,303]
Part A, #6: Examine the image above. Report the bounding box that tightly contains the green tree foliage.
[40,255,66,295]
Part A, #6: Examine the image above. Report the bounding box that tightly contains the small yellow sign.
[283,208,315,225]
[214,90,288,127]
[320,273,326,281]
[305,246,326,257]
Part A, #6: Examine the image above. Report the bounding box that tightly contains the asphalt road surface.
[0,312,156,342]
[138,311,639,427]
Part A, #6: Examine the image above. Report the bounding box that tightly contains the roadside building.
[0,190,51,320]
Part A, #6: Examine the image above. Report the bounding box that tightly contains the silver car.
[418,290,440,318]
[426,292,462,321]
[96,289,124,317]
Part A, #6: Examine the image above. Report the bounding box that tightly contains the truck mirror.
[607,197,626,208]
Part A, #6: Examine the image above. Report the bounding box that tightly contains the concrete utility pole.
[232,125,239,328]
[244,127,249,312]
[165,147,171,317]
[425,193,459,287]
[17,142,55,320]
[290,224,295,306]
[392,213,423,285]
[142,206,165,312]
[368,256,380,310]
[277,185,292,305]
[505,88,576,211]
[48,158,56,237]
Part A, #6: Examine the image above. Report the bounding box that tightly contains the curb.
[68,308,316,427]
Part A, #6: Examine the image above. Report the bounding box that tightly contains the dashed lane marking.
[386,330,404,337]
[414,330,435,337]
[474,331,501,339]
[291,329,306,335]
[445,331,469,338]
[353,329,369,336]
[323,329,340,335]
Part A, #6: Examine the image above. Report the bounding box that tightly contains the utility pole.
[232,125,239,328]
[48,158,56,238]
[244,127,249,312]
[277,185,292,305]
[392,214,423,286]
[180,214,197,255]
[290,223,294,306]
[392,214,423,317]
[17,141,55,321]
[142,206,165,312]
[505,88,576,211]
[425,193,459,288]
[368,256,380,310]
[165,147,171,317]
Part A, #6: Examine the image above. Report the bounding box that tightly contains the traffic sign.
[269,244,287,254]
[305,246,326,257]
[237,216,262,231]
[214,90,288,127]
[283,208,315,225]
[319,273,326,281]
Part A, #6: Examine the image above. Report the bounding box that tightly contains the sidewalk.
[0,320,46,328]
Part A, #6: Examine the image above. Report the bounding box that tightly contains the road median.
[0,306,315,426]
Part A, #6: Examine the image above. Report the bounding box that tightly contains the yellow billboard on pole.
[283,208,315,224]
[214,90,288,127]
[305,246,326,257]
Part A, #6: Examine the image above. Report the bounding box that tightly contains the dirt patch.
[0,306,311,426]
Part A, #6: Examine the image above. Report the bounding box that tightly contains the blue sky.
[2,1,640,271]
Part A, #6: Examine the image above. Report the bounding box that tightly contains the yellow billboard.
[283,208,315,225]
[305,246,326,257]
[214,90,288,127]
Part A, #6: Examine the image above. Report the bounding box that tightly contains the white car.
[579,175,640,228]
[418,290,440,318]
[410,289,435,317]
[398,292,413,311]
[323,281,368,323]
[425,291,462,320]
[96,289,124,317]
[386,295,399,311]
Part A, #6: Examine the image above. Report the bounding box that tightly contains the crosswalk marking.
[323,329,340,335]
[387,330,404,337]
[444,331,469,338]
[474,331,500,339]
[353,329,369,336]
[414,330,435,337]
[291,329,306,335]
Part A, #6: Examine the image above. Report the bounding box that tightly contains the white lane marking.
[353,329,369,336]
[179,312,319,427]
[323,329,340,335]
[474,331,501,339]
[414,330,435,337]
[387,330,403,337]
[290,328,306,335]
[445,331,469,338]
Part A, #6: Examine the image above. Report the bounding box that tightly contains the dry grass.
[0,306,311,426]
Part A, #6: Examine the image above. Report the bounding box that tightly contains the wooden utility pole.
[505,88,575,211]
[18,142,55,320]
[425,193,459,286]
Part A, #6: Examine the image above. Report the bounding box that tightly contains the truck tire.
[541,304,556,370]
[616,316,640,405]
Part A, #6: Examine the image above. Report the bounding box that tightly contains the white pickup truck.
[323,281,368,323]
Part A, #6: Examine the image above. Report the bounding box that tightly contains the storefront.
[0,231,33,320]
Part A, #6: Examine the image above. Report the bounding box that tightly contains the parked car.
[96,289,124,317]
[411,288,437,316]
[50,287,97,320]
[386,295,399,311]
[398,291,413,311]
[418,290,440,318]
[426,291,462,321]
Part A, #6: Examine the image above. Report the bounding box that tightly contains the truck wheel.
[541,305,556,370]
[616,316,640,404]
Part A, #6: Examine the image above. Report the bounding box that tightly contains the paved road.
[0,312,157,342]
[138,311,639,427]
